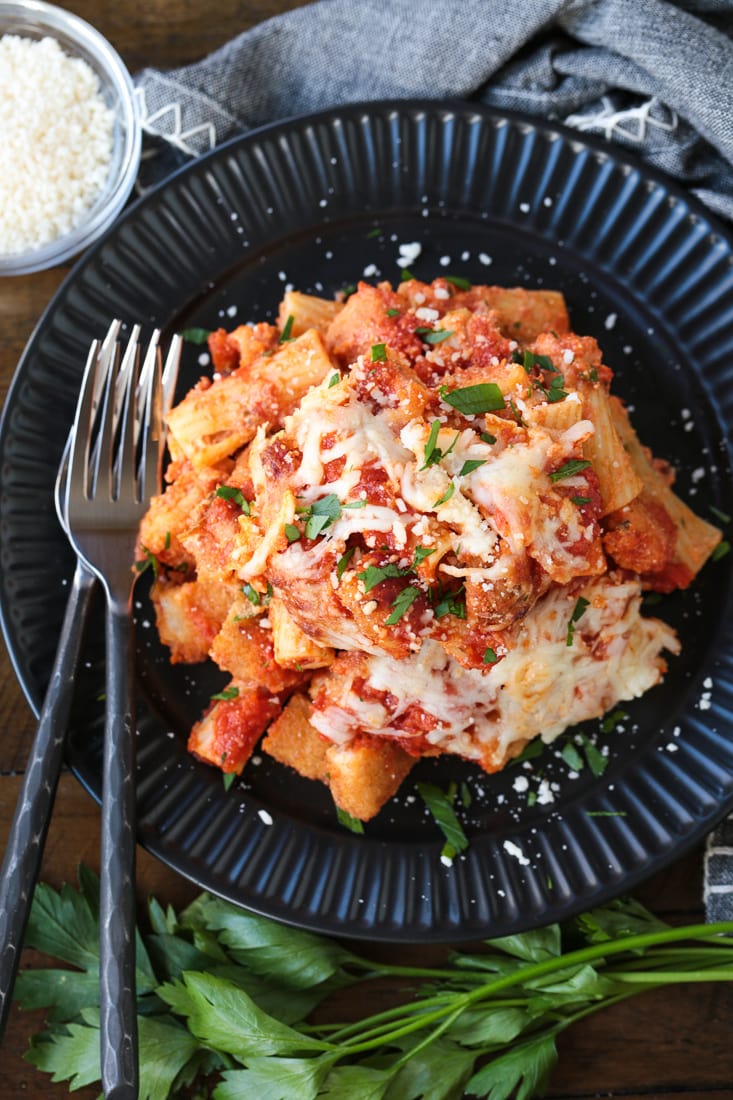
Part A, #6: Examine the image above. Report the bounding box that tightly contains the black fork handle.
[99,599,138,1099]
[0,562,95,1040]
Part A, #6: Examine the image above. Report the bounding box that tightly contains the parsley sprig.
[17,868,733,1100]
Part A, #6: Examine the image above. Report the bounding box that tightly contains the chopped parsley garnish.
[509,739,545,766]
[301,493,342,539]
[512,348,557,374]
[566,595,590,646]
[483,646,498,665]
[179,327,211,345]
[342,499,367,510]
[211,686,239,702]
[445,274,471,290]
[371,342,387,362]
[400,267,415,281]
[561,741,584,771]
[580,734,608,778]
[415,327,454,345]
[433,482,455,508]
[600,708,628,734]
[459,459,486,476]
[480,431,497,444]
[550,459,591,482]
[359,548,434,593]
[328,372,340,388]
[416,781,469,856]
[242,583,261,606]
[433,584,466,620]
[441,382,505,415]
[713,540,731,561]
[586,810,627,817]
[216,485,251,514]
[413,546,436,567]
[710,505,731,524]
[385,307,401,317]
[366,226,382,239]
[421,421,460,469]
[279,314,295,342]
[545,374,569,403]
[571,495,592,506]
[460,781,472,809]
[358,563,409,592]
[341,283,357,298]
[385,584,420,624]
[133,545,159,579]
[336,546,356,581]
[336,807,364,833]
[284,524,301,542]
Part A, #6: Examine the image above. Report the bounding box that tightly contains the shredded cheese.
[0,35,114,255]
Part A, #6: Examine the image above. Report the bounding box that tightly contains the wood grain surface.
[1,2,732,1097]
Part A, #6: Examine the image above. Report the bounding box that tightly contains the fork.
[0,323,122,1040]
[62,323,181,1099]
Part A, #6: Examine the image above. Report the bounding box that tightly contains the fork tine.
[66,322,119,508]
[162,333,182,416]
[137,332,182,504]
[137,333,163,505]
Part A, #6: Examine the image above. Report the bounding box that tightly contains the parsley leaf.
[285,524,301,542]
[179,327,211,345]
[460,459,486,476]
[415,327,454,345]
[336,546,356,581]
[445,274,471,290]
[211,686,239,702]
[216,485,251,514]
[279,314,295,342]
[566,595,590,646]
[385,584,420,624]
[416,781,469,855]
[371,342,387,362]
[442,382,505,415]
[336,807,365,834]
[433,585,466,620]
[550,459,591,482]
[134,545,160,580]
[358,563,410,592]
[433,482,456,507]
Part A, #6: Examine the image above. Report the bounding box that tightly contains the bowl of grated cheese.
[0,0,141,275]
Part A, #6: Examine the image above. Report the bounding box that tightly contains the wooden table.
[1,2,732,1096]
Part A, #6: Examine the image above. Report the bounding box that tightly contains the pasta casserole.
[137,277,721,821]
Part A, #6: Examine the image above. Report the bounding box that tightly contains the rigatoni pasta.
[137,277,721,821]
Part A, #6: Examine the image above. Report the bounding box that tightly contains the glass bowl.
[0,0,141,275]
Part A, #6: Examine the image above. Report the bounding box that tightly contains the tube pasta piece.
[278,290,344,337]
[269,596,336,670]
[582,385,643,516]
[609,396,722,588]
[262,693,331,781]
[189,686,281,773]
[209,605,305,693]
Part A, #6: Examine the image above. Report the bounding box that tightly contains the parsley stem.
[389,1004,465,1070]
[338,999,473,1054]
[608,968,733,984]
[321,990,458,1044]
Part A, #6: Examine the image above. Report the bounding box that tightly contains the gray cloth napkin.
[133,0,733,920]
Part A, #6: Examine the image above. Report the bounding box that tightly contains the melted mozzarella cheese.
[311,574,679,763]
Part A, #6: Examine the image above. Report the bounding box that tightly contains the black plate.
[2,101,733,942]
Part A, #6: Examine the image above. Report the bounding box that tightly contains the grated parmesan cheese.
[0,35,114,255]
